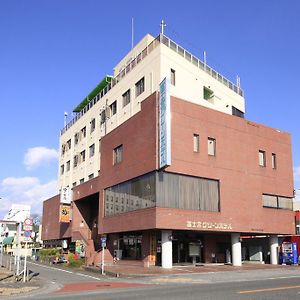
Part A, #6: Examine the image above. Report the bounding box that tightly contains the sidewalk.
[84,260,289,278]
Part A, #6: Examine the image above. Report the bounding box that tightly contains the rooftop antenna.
[203,51,207,70]
[64,112,68,127]
[160,19,166,35]
[236,75,241,88]
[131,17,134,49]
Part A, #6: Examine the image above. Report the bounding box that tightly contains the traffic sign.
[23,225,32,231]
[24,231,31,238]
[24,218,33,226]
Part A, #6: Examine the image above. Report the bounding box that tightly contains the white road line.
[75,272,103,281]
[28,261,74,273]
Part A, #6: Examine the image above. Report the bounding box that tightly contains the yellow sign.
[59,204,71,223]
[186,220,232,230]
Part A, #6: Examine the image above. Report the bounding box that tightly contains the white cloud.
[24,146,58,170]
[0,177,57,218]
[294,165,300,187]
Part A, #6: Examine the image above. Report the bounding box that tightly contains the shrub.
[68,253,85,268]
[39,248,60,262]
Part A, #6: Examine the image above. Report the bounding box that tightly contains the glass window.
[171,69,175,85]
[88,173,94,180]
[259,150,266,167]
[208,137,216,156]
[81,126,86,138]
[232,106,245,118]
[66,160,70,171]
[100,110,106,125]
[73,155,78,168]
[90,118,96,133]
[110,101,117,116]
[89,144,95,158]
[80,150,86,162]
[122,89,131,107]
[113,145,123,164]
[272,153,277,169]
[60,164,64,175]
[204,86,214,101]
[135,77,145,97]
[193,134,199,152]
[67,139,71,150]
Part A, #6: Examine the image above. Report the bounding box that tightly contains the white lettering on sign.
[186,221,232,230]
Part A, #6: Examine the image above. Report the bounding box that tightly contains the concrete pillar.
[270,235,278,265]
[231,233,242,266]
[161,230,172,268]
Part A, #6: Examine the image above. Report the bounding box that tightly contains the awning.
[2,236,14,246]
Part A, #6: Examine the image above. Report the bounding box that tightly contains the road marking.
[28,261,74,273]
[239,285,300,294]
[75,273,103,281]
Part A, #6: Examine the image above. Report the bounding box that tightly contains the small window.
[272,153,277,169]
[61,144,66,155]
[66,160,70,172]
[72,182,77,187]
[113,145,123,165]
[80,178,84,184]
[67,139,71,150]
[259,150,266,167]
[208,137,216,156]
[110,101,117,116]
[135,77,145,97]
[88,173,94,180]
[60,164,64,175]
[171,69,176,85]
[90,118,96,133]
[99,139,101,153]
[100,110,106,125]
[89,144,95,158]
[122,89,131,107]
[193,134,199,152]
[80,150,86,163]
[81,126,86,138]
[232,106,244,118]
[73,155,79,168]
[203,86,214,101]
[74,133,79,145]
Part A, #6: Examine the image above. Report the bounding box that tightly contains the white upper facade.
[58,33,245,190]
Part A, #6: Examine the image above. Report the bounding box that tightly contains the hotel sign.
[186,220,232,230]
[159,77,171,168]
[60,186,71,204]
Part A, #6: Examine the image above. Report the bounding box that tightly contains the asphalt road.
[3,255,300,300]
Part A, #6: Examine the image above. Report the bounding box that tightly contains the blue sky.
[0,0,299,218]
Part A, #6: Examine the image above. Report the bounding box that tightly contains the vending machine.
[280,242,298,265]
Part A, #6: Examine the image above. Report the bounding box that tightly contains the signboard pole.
[16,222,22,275]
[23,242,27,282]
[101,246,105,275]
[0,242,3,267]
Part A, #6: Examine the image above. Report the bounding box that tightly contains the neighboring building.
[42,32,295,268]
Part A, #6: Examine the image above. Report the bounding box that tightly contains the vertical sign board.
[159,77,171,168]
[59,205,71,223]
[60,186,71,204]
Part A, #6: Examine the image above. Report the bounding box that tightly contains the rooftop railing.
[61,34,243,135]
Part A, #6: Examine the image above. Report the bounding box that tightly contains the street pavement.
[2,254,300,299]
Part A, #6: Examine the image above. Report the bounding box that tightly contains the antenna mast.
[131,17,134,49]
[160,20,166,35]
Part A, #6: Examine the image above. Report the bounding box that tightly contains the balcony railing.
[61,34,243,135]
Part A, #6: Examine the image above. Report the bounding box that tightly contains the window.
[203,86,214,102]
[72,182,77,187]
[61,144,66,155]
[66,160,70,172]
[113,145,123,164]
[81,126,86,138]
[73,155,79,168]
[88,173,94,180]
[90,118,96,133]
[208,138,216,156]
[272,153,277,169]
[100,110,106,125]
[259,150,266,167]
[74,133,79,145]
[80,150,86,163]
[232,106,245,118]
[80,178,84,184]
[193,134,199,152]
[110,101,117,116]
[171,69,176,85]
[135,77,145,97]
[60,164,64,175]
[89,144,95,158]
[262,194,293,210]
[99,139,101,153]
[122,89,131,107]
[67,139,71,150]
